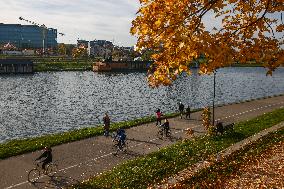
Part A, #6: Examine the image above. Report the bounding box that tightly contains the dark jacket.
[179,103,185,111]
[36,150,52,162]
[103,116,110,126]
[162,121,169,129]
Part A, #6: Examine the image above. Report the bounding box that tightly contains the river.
[0,67,284,143]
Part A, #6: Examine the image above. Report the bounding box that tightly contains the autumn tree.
[72,45,88,59]
[131,0,284,87]
[140,48,155,61]
[57,43,67,56]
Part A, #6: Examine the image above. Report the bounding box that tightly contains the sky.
[0,0,140,46]
[1,1,282,47]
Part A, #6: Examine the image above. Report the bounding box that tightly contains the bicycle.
[111,135,127,155]
[28,161,58,183]
[156,125,171,139]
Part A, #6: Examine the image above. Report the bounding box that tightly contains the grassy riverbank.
[0,56,95,72]
[32,57,94,72]
[33,62,93,72]
[180,127,284,188]
[72,108,284,189]
[0,112,179,159]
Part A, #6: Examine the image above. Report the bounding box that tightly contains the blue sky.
[0,0,140,46]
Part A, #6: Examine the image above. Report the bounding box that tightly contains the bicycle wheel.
[46,163,58,177]
[119,141,127,152]
[157,129,163,139]
[166,130,171,137]
[112,142,119,155]
[28,168,40,183]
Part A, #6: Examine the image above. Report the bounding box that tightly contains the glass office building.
[0,23,57,49]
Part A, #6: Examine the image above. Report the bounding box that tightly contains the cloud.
[0,0,140,46]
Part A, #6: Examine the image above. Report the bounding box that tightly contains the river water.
[0,67,284,143]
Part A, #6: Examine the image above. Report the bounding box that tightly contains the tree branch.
[264,18,276,38]
[230,0,271,36]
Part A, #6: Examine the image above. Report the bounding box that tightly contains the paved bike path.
[1,95,284,189]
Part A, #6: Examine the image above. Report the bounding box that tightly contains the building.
[77,40,89,48]
[77,39,114,59]
[0,23,57,49]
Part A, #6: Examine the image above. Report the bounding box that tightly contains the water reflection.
[0,67,284,142]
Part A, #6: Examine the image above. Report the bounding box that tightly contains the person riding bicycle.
[161,118,170,136]
[114,128,126,149]
[35,146,53,171]
[113,129,126,148]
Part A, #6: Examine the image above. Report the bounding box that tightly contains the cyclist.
[161,118,170,136]
[35,146,53,172]
[114,128,126,149]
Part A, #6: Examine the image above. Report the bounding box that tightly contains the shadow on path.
[30,174,80,189]
[127,138,160,145]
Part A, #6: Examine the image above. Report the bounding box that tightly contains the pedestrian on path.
[103,113,110,137]
[185,105,191,119]
[178,102,185,119]
[156,109,163,126]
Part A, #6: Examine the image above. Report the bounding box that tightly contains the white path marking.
[216,101,284,122]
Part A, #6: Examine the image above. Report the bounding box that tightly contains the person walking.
[185,105,191,119]
[156,109,163,126]
[178,102,185,119]
[103,113,110,137]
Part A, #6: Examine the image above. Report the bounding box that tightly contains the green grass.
[182,127,284,188]
[0,56,97,72]
[72,108,284,189]
[33,62,93,72]
[0,112,179,159]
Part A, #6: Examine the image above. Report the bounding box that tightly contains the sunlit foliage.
[131,0,284,87]
[202,107,211,130]
[72,45,87,59]
[57,43,67,56]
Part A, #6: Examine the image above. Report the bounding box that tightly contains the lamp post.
[41,25,47,54]
[212,70,216,126]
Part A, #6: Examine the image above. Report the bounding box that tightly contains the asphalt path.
[1,95,284,189]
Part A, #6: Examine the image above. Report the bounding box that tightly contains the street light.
[212,70,216,126]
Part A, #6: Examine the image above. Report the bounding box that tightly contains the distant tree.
[65,44,76,57]
[140,49,155,61]
[131,0,284,87]
[57,43,67,56]
[72,45,88,59]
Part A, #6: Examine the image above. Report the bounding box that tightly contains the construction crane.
[19,16,65,53]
